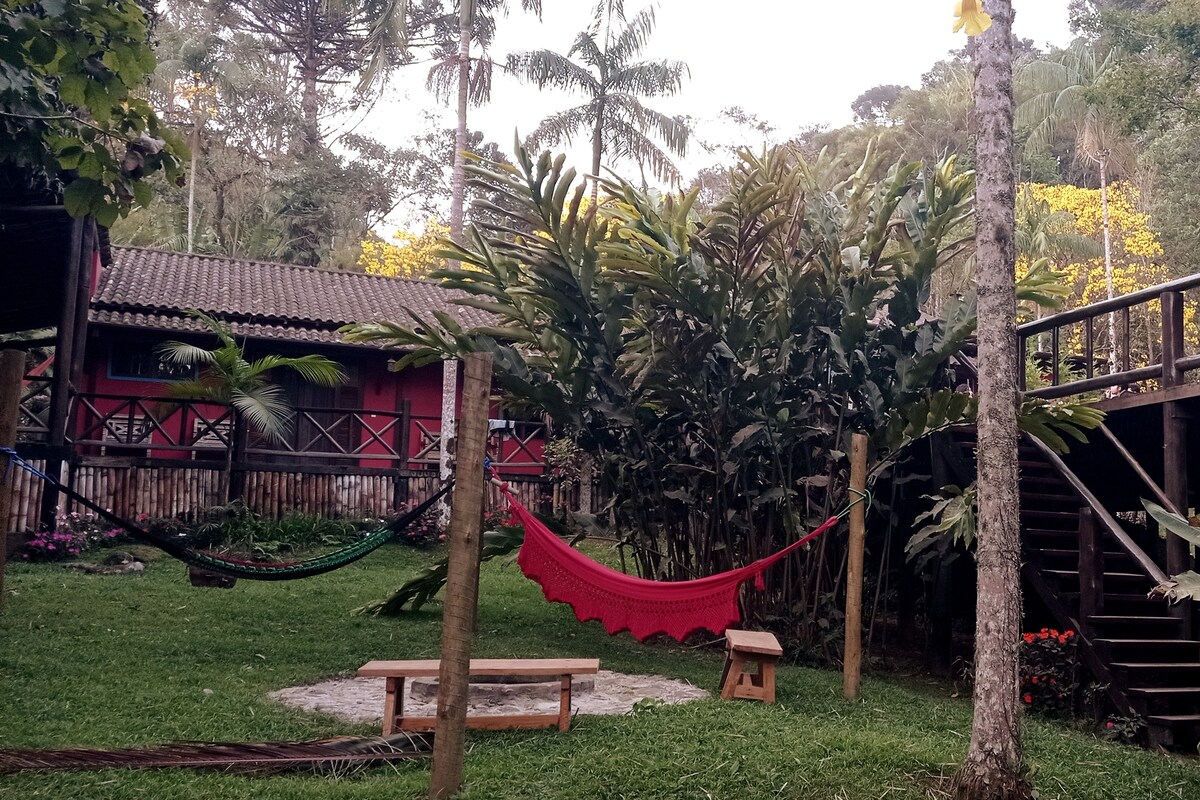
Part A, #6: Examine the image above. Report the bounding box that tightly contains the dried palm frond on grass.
[0,733,432,775]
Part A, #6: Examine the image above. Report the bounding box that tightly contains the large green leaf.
[1143,500,1200,549]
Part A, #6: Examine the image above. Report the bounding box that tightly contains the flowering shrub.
[392,502,444,548]
[1019,628,1079,717]
[1104,715,1145,745]
[20,511,125,562]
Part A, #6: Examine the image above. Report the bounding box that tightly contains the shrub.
[1020,627,1079,717]
[391,502,444,548]
[19,511,126,562]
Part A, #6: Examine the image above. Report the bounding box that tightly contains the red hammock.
[499,485,839,642]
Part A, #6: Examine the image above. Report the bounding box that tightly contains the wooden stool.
[719,629,783,703]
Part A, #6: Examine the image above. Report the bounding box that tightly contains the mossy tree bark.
[952,3,1034,798]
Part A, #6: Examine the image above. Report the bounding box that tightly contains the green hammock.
[1,447,449,581]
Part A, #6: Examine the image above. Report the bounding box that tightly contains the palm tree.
[410,0,541,521]
[507,0,690,190]
[1018,41,1134,374]
[158,311,345,497]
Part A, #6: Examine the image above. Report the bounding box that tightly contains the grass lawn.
[1,545,1198,799]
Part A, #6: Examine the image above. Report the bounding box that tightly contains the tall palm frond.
[1017,41,1133,172]
[507,50,599,94]
[506,0,690,182]
[156,312,345,443]
[527,105,594,150]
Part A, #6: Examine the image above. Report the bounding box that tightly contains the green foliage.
[0,0,186,222]
[347,140,1108,631]
[1016,397,1104,455]
[358,522,525,614]
[1081,0,1200,134]
[346,141,984,633]
[1020,628,1081,719]
[183,504,368,558]
[1142,498,1200,603]
[158,311,345,443]
[906,483,977,569]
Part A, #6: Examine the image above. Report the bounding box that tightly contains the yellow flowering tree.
[357,219,451,279]
[1020,182,1175,371]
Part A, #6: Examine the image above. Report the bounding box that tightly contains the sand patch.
[270,669,708,724]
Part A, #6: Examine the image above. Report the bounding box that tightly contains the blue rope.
[0,446,50,486]
[0,444,454,580]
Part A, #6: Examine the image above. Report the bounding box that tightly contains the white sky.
[348,0,1075,230]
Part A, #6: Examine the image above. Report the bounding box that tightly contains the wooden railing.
[1018,274,1200,400]
[17,375,51,441]
[74,393,235,452]
[69,393,546,470]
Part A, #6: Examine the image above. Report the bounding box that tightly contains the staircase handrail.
[1096,424,1182,516]
[1024,435,1168,585]
[1017,273,1200,336]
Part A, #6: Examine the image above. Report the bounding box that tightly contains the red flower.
[1024,694,1033,703]
[1022,633,1036,644]
[1031,677,1039,684]
[1106,721,1115,729]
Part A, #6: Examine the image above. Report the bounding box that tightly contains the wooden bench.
[719,629,783,703]
[357,658,600,733]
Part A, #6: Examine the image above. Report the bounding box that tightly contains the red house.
[11,245,549,531]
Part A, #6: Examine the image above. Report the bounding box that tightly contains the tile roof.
[90,246,490,348]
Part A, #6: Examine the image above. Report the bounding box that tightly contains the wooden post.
[39,217,87,529]
[1160,291,1191,630]
[428,352,492,800]
[1077,507,1102,626]
[843,432,868,700]
[0,349,25,611]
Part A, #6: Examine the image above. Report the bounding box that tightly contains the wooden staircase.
[947,430,1200,750]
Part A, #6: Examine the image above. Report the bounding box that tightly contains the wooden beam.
[1077,508,1102,625]
[39,216,87,529]
[843,432,868,700]
[0,349,25,611]
[428,352,493,800]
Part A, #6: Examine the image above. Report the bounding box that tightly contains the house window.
[108,344,197,382]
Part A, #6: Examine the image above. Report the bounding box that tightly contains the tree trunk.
[441,0,475,526]
[187,122,200,252]
[427,352,493,800]
[590,101,604,204]
[439,360,458,526]
[450,1,472,241]
[1099,154,1117,374]
[952,3,1034,799]
[300,63,320,153]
